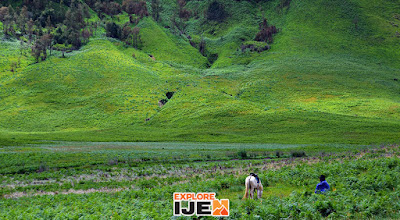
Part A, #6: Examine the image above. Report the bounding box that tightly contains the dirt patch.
[158,99,168,108]
[303,97,317,103]
[3,187,127,199]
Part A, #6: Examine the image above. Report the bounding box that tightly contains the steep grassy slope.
[0,0,399,145]
[139,18,209,68]
[1,40,168,129]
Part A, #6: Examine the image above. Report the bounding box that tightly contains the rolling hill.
[0,0,399,145]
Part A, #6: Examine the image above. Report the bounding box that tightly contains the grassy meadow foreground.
[1,0,400,219]
[1,142,400,219]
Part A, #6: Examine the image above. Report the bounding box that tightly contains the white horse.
[243,175,263,199]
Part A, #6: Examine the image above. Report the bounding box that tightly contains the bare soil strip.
[3,187,127,199]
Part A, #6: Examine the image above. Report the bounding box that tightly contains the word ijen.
[173,192,229,217]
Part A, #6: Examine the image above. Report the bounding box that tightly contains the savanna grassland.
[1,0,400,219]
[0,0,398,145]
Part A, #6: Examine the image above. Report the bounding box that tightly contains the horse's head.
[257,183,263,199]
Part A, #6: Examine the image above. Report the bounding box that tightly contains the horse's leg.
[250,187,254,199]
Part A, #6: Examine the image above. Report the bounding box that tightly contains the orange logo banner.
[173,192,229,217]
[212,199,229,216]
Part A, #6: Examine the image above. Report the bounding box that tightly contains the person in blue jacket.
[315,175,330,193]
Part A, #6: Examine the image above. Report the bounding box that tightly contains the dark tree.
[0,7,8,22]
[94,1,103,18]
[120,24,141,48]
[46,15,53,32]
[278,0,291,10]
[0,6,14,36]
[122,24,132,40]
[171,13,187,35]
[105,22,121,39]
[0,7,9,30]
[64,1,87,30]
[31,33,53,62]
[122,0,148,18]
[65,28,82,48]
[177,0,191,20]
[53,43,71,58]
[31,37,44,62]
[108,2,122,16]
[206,1,226,22]
[40,34,53,60]
[95,1,121,16]
[63,1,88,48]
[254,18,278,43]
[151,0,162,22]
[27,18,34,42]
[41,33,53,57]
[17,6,29,34]
[81,28,92,44]
[131,27,141,48]
[32,0,47,11]
[84,0,97,8]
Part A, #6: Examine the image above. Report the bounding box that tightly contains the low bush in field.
[291,150,306,157]
[238,150,248,159]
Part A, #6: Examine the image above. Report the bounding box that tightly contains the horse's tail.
[243,177,250,199]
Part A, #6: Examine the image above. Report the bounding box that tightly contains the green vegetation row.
[0,141,369,176]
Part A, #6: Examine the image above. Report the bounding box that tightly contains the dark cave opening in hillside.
[158,92,175,108]
[166,91,174,99]
[208,53,219,66]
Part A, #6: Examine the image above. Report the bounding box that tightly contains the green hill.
[0,0,399,145]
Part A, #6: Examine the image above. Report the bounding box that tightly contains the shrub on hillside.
[0,6,20,37]
[122,0,149,18]
[151,0,162,22]
[106,22,121,39]
[255,18,278,43]
[278,0,292,10]
[177,0,191,20]
[240,41,270,53]
[31,34,53,62]
[206,1,227,22]
[122,25,141,49]
[94,1,121,16]
[106,2,122,16]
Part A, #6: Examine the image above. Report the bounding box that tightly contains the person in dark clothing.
[315,175,330,193]
[250,173,259,183]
